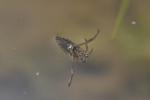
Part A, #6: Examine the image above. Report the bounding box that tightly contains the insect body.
[56,36,87,63]
[56,29,100,87]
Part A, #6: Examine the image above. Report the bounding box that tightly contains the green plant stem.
[112,0,130,39]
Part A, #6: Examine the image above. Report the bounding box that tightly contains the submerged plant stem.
[112,0,130,39]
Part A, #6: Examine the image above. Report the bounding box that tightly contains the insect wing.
[56,36,75,54]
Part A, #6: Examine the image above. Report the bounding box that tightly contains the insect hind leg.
[84,38,89,52]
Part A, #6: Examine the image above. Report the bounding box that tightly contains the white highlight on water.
[131,20,136,25]
[36,72,40,76]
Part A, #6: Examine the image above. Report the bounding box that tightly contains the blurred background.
[0,0,150,100]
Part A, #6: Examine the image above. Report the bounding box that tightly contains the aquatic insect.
[56,29,100,87]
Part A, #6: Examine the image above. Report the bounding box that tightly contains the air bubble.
[131,20,136,25]
[36,72,40,76]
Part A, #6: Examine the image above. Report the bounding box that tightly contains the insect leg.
[89,48,94,55]
[84,38,88,52]
[68,62,75,87]
[76,29,100,47]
